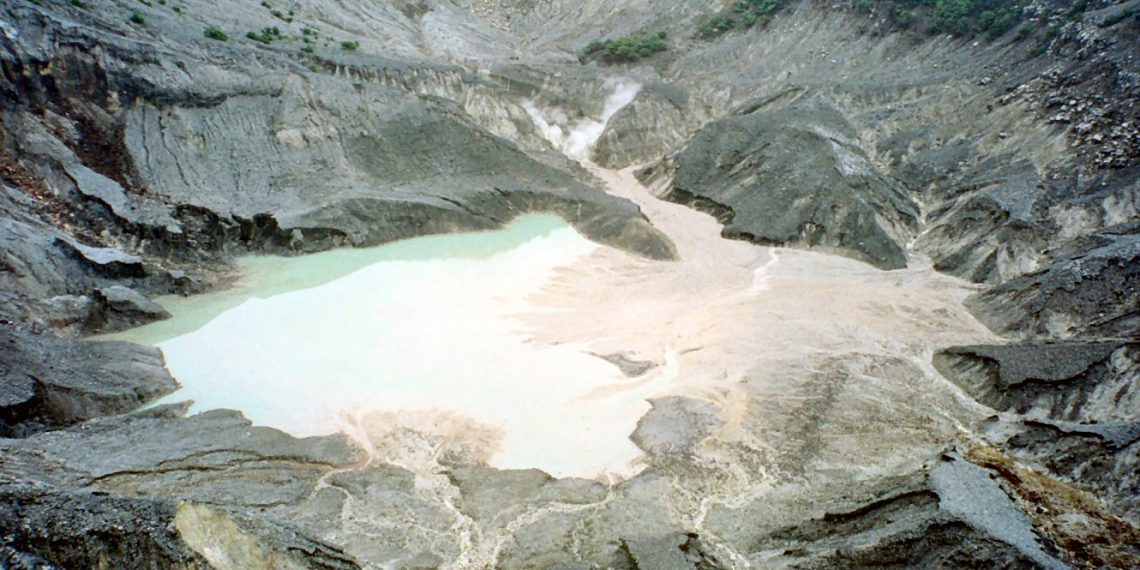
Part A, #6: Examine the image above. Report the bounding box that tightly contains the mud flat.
[526,165,1000,486]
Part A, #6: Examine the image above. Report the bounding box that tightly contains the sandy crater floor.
[520,164,1000,484]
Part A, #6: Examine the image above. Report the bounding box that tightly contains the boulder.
[0,327,178,437]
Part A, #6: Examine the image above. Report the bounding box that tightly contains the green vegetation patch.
[694,0,1067,43]
[580,32,668,64]
[928,0,1026,37]
[204,26,228,41]
[698,16,736,39]
[698,0,790,39]
[247,26,283,44]
[1101,8,1136,27]
[849,0,1034,40]
[260,1,295,22]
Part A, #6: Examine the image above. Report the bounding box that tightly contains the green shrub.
[301,45,314,53]
[246,27,281,44]
[1012,24,1032,42]
[340,40,359,51]
[838,0,1041,39]
[698,0,788,39]
[928,0,1027,37]
[698,16,736,38]
[70,0,86,7]
[203,26,227,41]
[1101,9,1135,27]
[893,7,915,26]
[580,33,668,64]
[750,0,784,16]
[982,9,1019,38]
[129,11,145,24]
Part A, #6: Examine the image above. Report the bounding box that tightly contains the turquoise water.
[105,214,571,345]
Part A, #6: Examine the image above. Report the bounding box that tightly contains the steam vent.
[1,0,1139,568]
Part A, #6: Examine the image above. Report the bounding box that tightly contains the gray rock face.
[592,351,658,377]
[707,456,1068,569]
[447,466,609,524]
[916,157,1051,284]
[1027,419,1140,451]
[93,285,170,332]
[929,454,1068,570]
[592,80,691,168]
[65,161,180,234]
[631,396,722,459]
[123,77,672,258]
[1000,420,1140,522]
[934,340,1137,421]
[56,240,144,275]
[0,473,361,570]
[9,2,676,261]
[0,327,178,437]
[0,179,183,331]
[967,226,1140,339]
[0,403,360,492]
[96,286,164,312]
[41,294,96,330]
[659,104,919,269]
[0,214,90,326]
[937,338,1140,524]
[0,474,209,569]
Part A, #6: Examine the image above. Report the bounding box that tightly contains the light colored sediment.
[521,159,1001,485]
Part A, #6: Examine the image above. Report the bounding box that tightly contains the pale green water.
[104,214,572,345]
[102,213,660,479]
